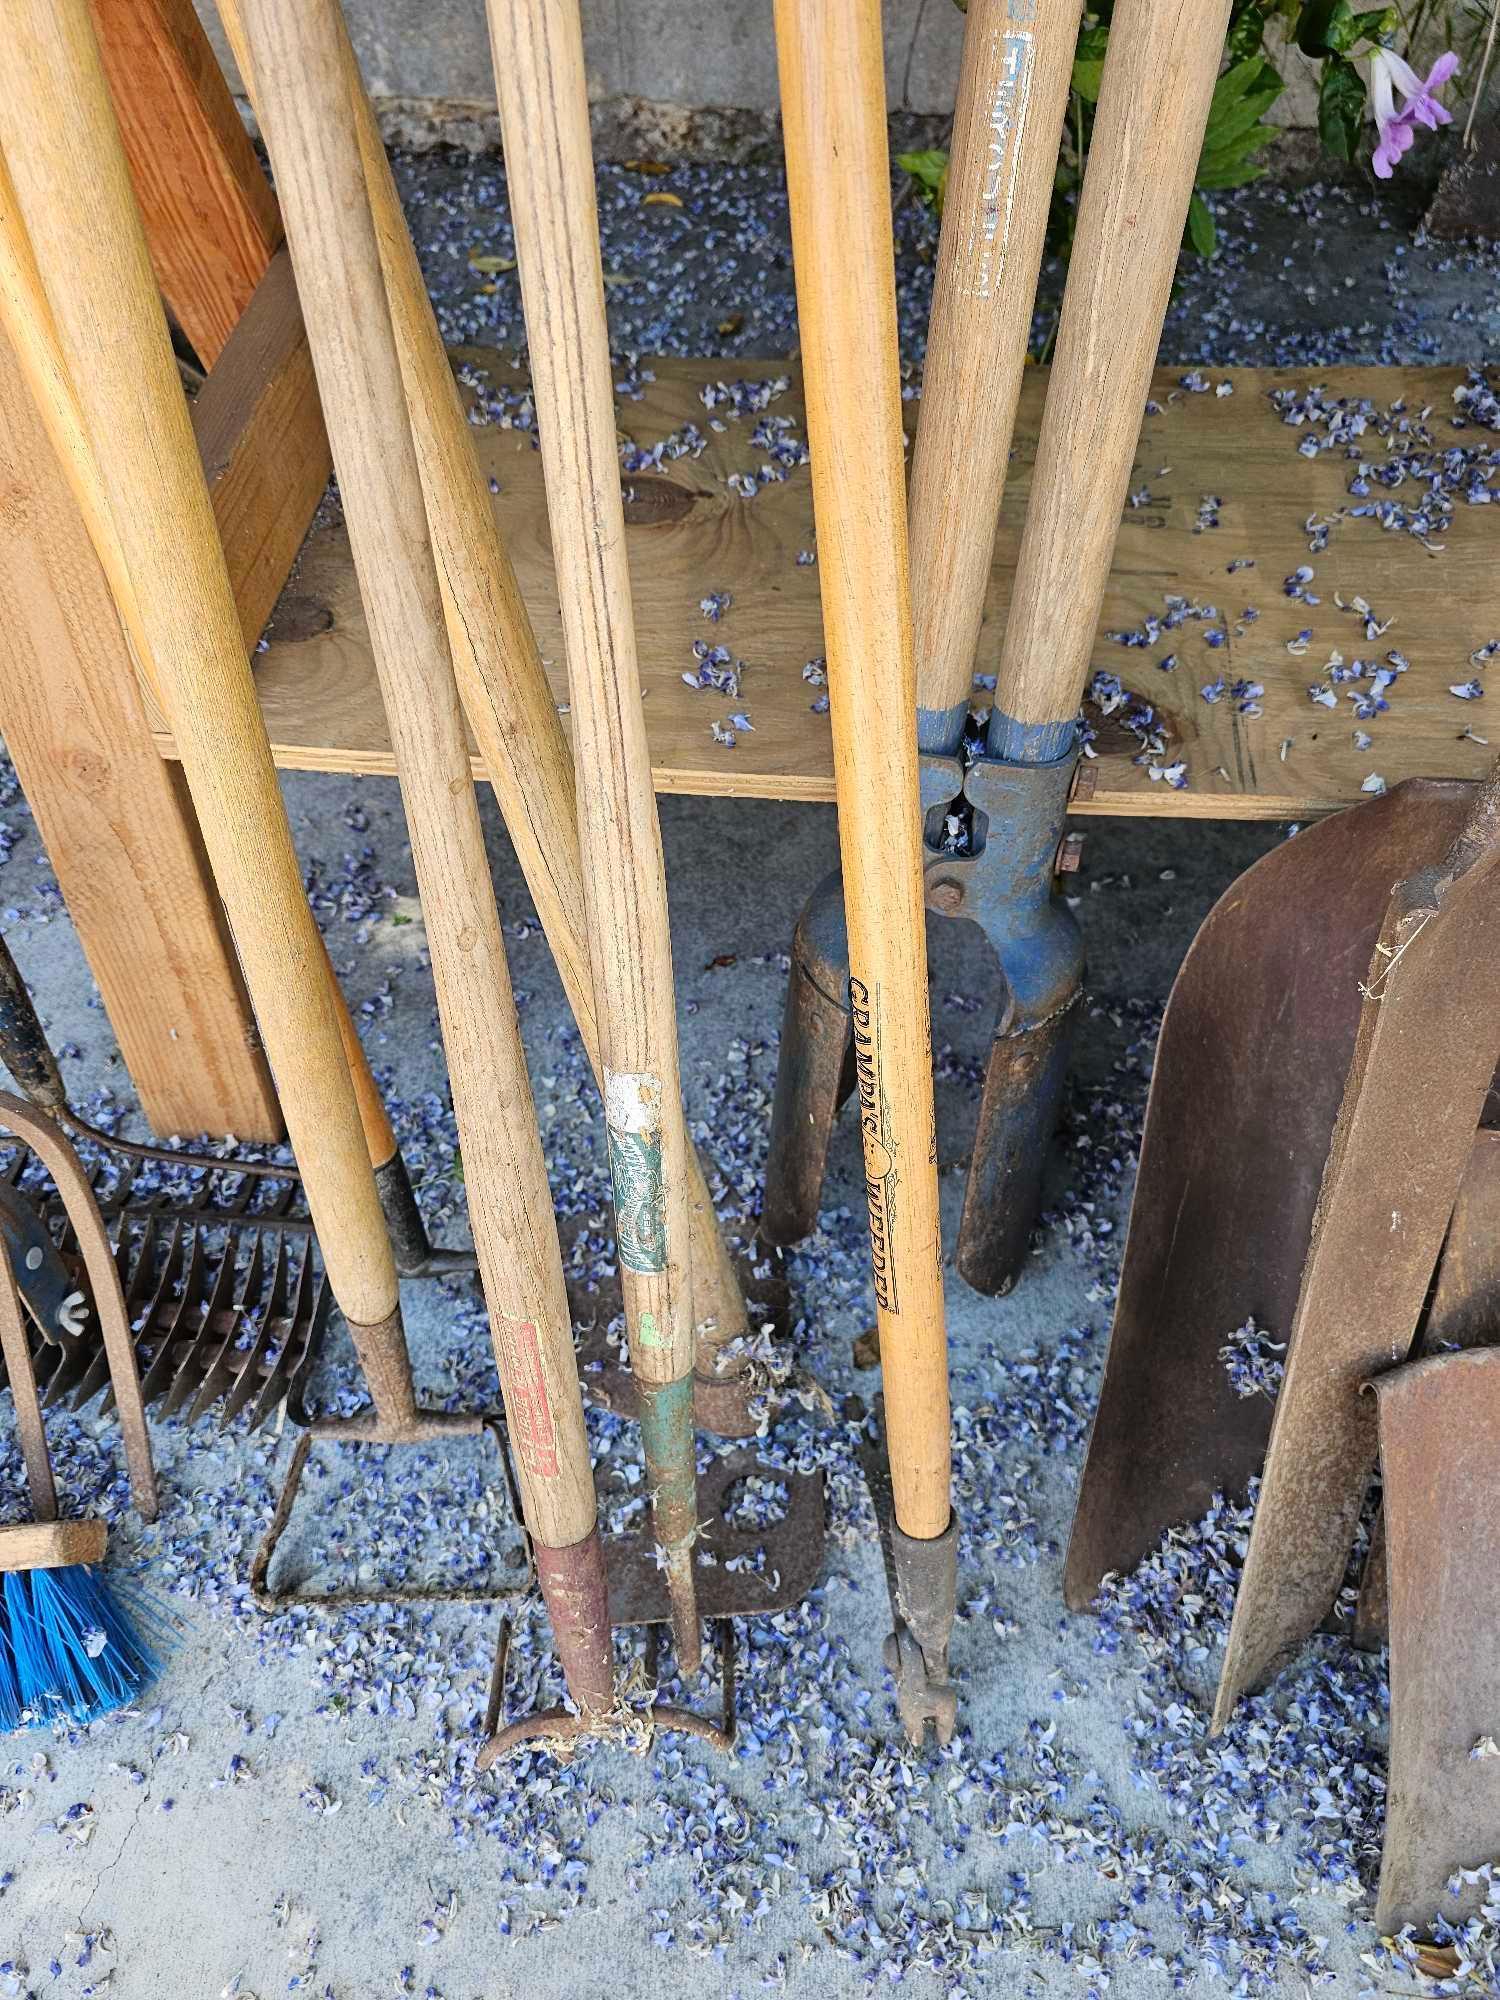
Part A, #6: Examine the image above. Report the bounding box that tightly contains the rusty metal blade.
[1065,777,1475,1612]
[1211,837,1500,1729]
[1354,1126,1500,1646]
[1372,1346,1500,1935]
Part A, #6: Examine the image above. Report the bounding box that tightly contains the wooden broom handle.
[237,0,595,1552]
[776,0,951,1541]
[215,0,749,1365]
[909,0,1077,749]
[0,0,398,1331]
[483,0,695,1397]
[995,0,1232,733]
[0,141,399,1177]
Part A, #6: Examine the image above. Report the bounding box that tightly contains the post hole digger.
[764,0,1232,1298]
[775,0,957,1747]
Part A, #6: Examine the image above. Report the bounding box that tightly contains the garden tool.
[0,0,512,1609]
[0,1091,157,1726]
[763,0,1230,1296]
[485,0,708,1679]
[1206,761,1500,1729]
[210,0,766,1443]
[775,0,956,1746]
[0,145,464,1287]
[1063,774,1493,1614]
[1370,1346,1500,1936]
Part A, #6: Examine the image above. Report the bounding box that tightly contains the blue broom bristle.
[1,1564,159,1727]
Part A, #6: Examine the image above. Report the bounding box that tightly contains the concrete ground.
[1,159,1496,1998]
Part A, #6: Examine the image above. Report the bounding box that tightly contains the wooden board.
[90,0,282,368]
[150,358,1500,819]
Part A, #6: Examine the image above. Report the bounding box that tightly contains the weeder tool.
[764,0,1232,1294]
[211,0,767,1441]
[775,0,957,1745]
[0,0,514,1608]
[1064,776,1497,1612]
[483,0,711,1680]
[1370,1347,1500,1937]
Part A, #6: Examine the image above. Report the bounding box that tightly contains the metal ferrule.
[984,708,1078,767]
[916,698,972,760]
[373,1151,434,1275]
[892,1512,960,1672]
[535,1525,616,1720]
[345,1304,418,1430]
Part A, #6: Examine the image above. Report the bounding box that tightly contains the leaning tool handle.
[235,0,601,1622]
[485,0,702,1671]
[989,0,1233,754]
[211,0,753,1389]
[0,934,66,1115]
[0,2,407,1394]
[775,2,952,1543]
[0,142,420,1250]
[908,0,1077,754]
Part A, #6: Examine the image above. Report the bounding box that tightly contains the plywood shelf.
[151,356,1500,819]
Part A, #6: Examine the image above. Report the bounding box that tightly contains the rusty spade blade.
[1211,780,1500,1729]
[1065,777,1478,1613]
[1371,1345,1500,1937]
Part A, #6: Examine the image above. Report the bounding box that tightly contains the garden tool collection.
[0,1090,158,1726]
[763,0,1232,1298]
[775,0,956,1747]
[0,0,517,1611]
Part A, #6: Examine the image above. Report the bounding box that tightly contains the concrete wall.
[196,0,1343,152]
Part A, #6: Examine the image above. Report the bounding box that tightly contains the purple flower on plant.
[1368,49,1459,179]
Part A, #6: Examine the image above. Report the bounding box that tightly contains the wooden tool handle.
[484,0,695,1395]
[995,0,1232,733]
[0,0,398,1331]
[218,0,749,1369]
[238,0,595,1552]
[908,0,1077,749]
[776,0,951,1541]
[0,133,402,1182]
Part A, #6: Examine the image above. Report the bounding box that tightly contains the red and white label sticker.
[494,1316,559,1479]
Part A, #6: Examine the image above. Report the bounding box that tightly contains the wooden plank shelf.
[150,357,1500,819]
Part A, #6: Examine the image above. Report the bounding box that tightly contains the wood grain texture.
[997,0,1233,728]
[776,0,950,1540]
[0,1517,108,1573]
[195,359,1500,820]
[486,0,696,1398]
[192,246,331,649]
[0,0,396,1327]
[238,0,595,1550]
[0,329,280,1141]
[88,0,281,368]
[908,0,1077,740]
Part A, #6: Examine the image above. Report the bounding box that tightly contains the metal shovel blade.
[1064,777,1475,1612]
[1372,1346,1500,1937]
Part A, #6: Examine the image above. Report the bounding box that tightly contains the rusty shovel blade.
[1371,1346,1500,1937]
[1065,778,1477,1613]
[1210,827,1500,1727]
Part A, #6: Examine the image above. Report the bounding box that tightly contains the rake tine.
[188,1230,286,1425]
[160,1227,243,1420]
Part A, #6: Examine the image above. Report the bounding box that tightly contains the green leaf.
[1227,3,1267,62]
[1071,23,1110,100]
[1196,154,1273,189]
[1186,191,1218,257]
[1317,51,1367,157]
[1296,0,1353,50]
[1203,66,1285,155]
[895,147,949,213]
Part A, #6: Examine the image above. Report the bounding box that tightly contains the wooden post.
[0,328,280,1141]
[87,0,282,368]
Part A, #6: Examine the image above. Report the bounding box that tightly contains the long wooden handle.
[484,0,702,1661]
[909,0,1077,751]
[994,0,1232,737]
[776,0,950,1542]
[0,0,398,1330]
[236,0,595,1555]
[0,136,400,1179]
[214,0,748,1373]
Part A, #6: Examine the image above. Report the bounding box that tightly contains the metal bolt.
[1054,832,1086,876]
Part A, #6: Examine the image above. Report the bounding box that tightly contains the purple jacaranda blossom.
[1369,48,1459,178]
